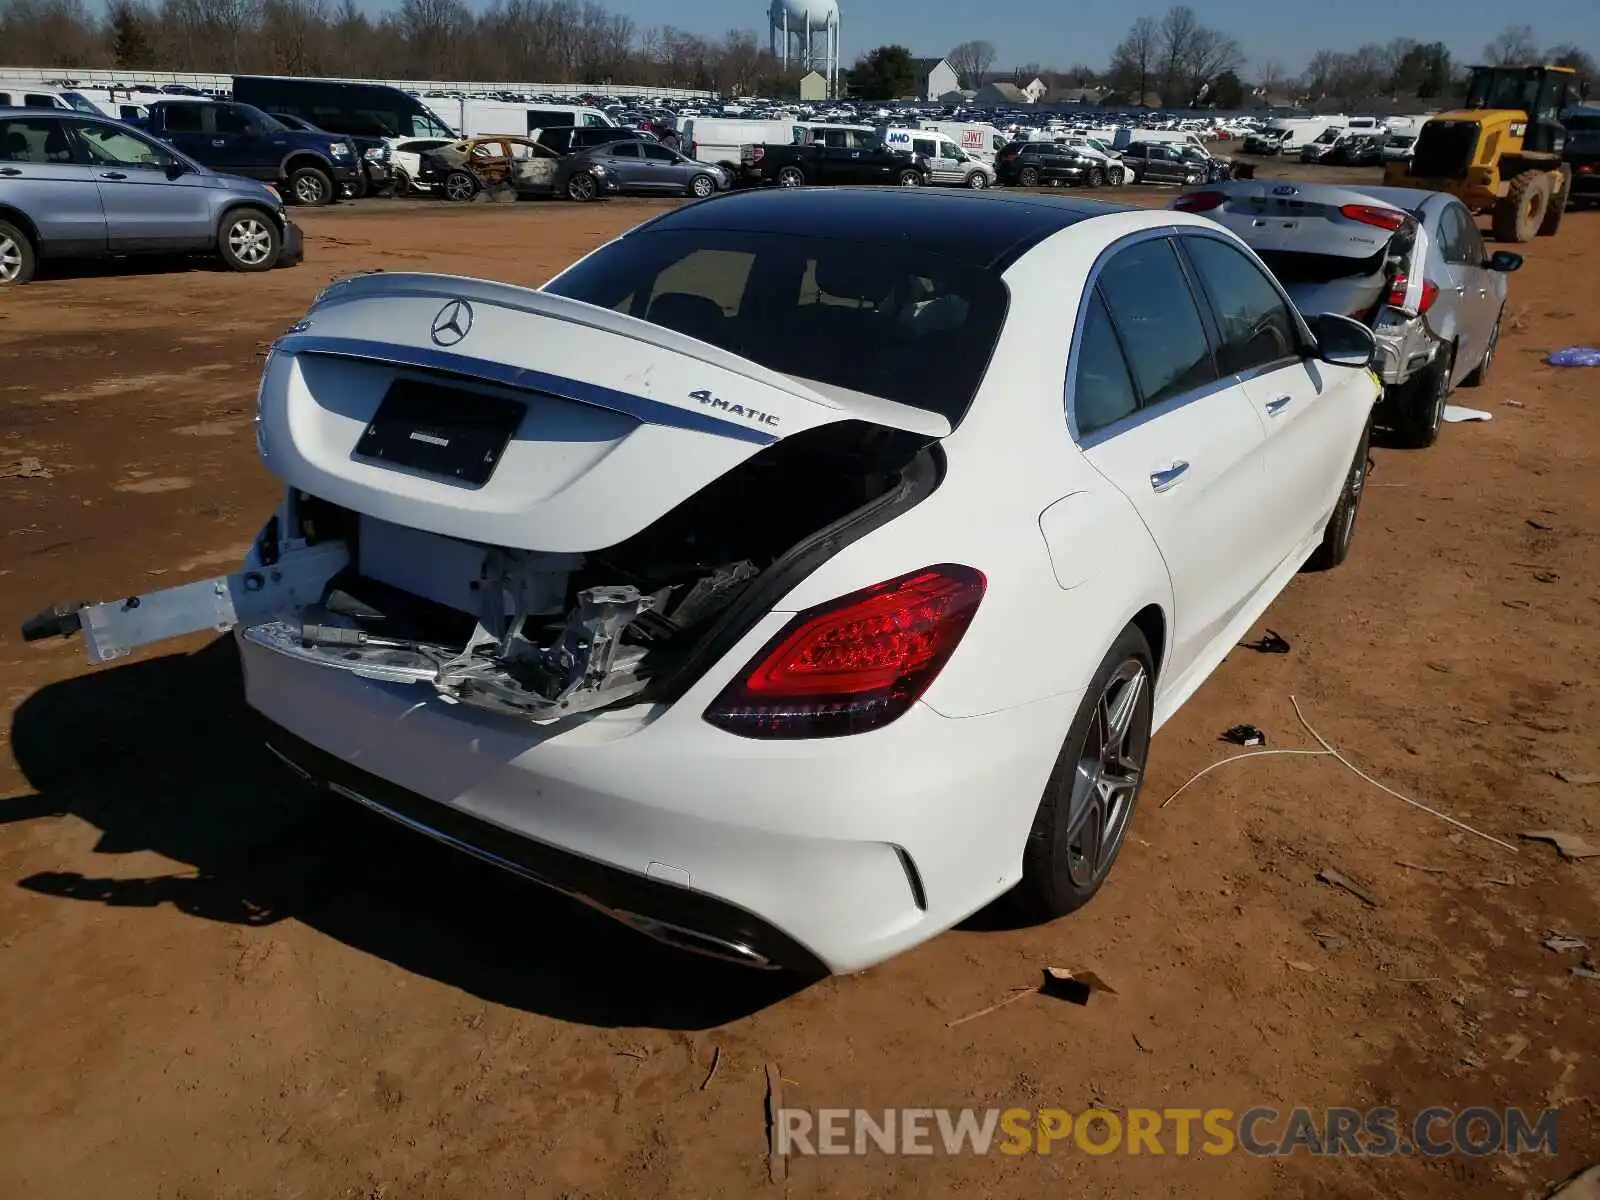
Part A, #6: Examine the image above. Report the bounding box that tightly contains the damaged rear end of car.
[37,270,955,727]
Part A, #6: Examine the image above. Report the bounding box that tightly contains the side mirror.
[1486,250,1523,272]
[1308,311,1377,369]
[164,159,189,179]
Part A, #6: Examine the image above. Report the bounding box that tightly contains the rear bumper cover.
[258,717,828,972]
[237,624,1078,974]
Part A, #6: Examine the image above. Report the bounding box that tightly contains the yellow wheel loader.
[1384,63,1579,242]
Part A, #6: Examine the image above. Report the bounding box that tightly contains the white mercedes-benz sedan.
[24,188,1380,974]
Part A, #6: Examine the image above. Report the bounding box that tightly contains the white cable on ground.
[1159,748,1333,809]
[1288,694,1519,854]
[1156,694,1519,855]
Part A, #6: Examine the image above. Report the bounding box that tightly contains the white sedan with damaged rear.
[24,189,1381,974]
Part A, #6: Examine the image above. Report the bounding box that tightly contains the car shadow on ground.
[5,638,806,1028]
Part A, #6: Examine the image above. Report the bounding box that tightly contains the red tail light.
[703,565,986,739]
[1173,190,1225,212]
[1578,163,1594,174]
[1386,272,1440,313]
[1339,203,1407,231]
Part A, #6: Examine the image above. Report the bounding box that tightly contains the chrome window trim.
[1065,224,1321,447]
[1065,225,1222,444]
[1175,230,1310,378]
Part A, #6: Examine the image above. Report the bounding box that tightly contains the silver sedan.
[1173,181,1522,447]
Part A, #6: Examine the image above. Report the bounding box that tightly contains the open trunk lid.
[263,271,949,553]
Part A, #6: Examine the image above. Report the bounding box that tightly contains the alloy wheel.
[293,173,327,205]
[0,233,20,282]
[1064,660,1148,888]
[691,175,714,197]
[445,173,476,201]
[568,173,597,201]
[227,218,272,266]
[778,167,803,187]
[1019,167,1039,187]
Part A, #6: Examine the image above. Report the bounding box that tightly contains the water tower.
[769,0,840,98]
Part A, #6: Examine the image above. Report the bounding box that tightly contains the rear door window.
[161,104,203,133]
[0,118,64,163]
[1095,238,1217,406]
[1180,236,1302,374]
[1072,291,1141,436]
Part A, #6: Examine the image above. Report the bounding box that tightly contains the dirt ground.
[1,178,1598,1200]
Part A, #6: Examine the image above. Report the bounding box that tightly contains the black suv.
[142,99,361,205]
[996,141,1095,187]
[529,126,647,155]
[1118,142,1206,186]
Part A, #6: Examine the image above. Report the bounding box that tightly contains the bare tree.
[1183,26,1243,106]
[1157,5,1200,105]
[1302,48,1339,99]
[1483,24,1538,66]
[947,39,995,89]
[1255,57,1288,98]
[716,27,762,95]
[1109,15,1159,105]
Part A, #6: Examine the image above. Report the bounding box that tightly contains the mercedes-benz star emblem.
[430,299,474,347]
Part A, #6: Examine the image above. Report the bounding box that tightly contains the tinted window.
[213,106,254,135]
[161,104,203,133]
[1073,291,1140,435]
[1096,239,1216,406]
[1440,203,1483,264]
[0,117,70,163]
[1181,236,1301,373]
[609,141,640,158]
[640,143,676,162]
[912,138,937,157]
[545,229,1008,425]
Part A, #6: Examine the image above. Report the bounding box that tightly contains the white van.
[0,84,92,112]
[1244,117,1344,155]
[916,121,1010,162]
[426,99,614,139]
[679,117,805,170]
[881,127,996,188]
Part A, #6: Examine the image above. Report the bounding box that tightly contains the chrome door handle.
[99,171,127,180]
[1265,394,1293,415]
[1149,461,1190,493]
[0,167,20,176]
[212,139,226,147]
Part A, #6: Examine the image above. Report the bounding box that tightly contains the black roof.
[637,187,1135,271]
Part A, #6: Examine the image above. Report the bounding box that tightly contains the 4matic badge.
[689,389,781,427]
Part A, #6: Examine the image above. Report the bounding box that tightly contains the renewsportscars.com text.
[775,1106,1559,1158]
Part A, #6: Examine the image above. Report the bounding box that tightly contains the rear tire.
[0,219,36,286]
[1492,170,1553,242]
[1304,417,1372,571]
[216,206,280,273]
[897,169,922,187]
[1392,343,1452,448]
[1014,625,1155,921]
[1087,166,1105,187]
[777,165,805,187]
[1018,166,1040,187]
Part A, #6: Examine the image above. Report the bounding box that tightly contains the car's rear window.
[544,228,1009,425]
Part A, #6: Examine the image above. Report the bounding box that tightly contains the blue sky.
[551,0,1596,76]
